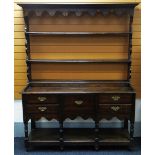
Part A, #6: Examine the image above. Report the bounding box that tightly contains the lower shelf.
[99,128,130,146]
[28,128,130,146]
[29,128,59,145]
[64,128,94,145]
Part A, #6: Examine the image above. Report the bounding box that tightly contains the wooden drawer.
[64,95,94,108]
[25,104,59,114]
[99,94,132,104]
[99,104,132,117]
[22,94,58,104]
[63,95,94,117]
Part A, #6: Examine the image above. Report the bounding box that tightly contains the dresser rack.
[18,2,139,151]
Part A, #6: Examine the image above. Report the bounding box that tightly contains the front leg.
[31,119,36,129]
[124,118,128,129]
[59,121,64,151]
[129,121,135,150]
[24,120,29,151]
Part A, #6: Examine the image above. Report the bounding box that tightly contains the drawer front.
[99,94,132,104]
[99,104,132,115]
[64,95,94,108]
[23,94,58,104]
[25,104,59,114]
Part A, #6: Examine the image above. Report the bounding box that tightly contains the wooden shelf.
[29,128,59,145]
[28,128,130,146]
[99,128,130,145]
[23,82,135,94]
[64,128,94,144]
[26,32,131,36]
[26,59,131,63]
[29,80,130,84]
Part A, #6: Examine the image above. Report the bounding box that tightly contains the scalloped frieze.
[48,9,56,16]
[99,115,130,120]
[63,115,95,121]
[23,8,133,17]
[27,114,59,121]
[25,116,129,122]
[35,9,42,16]
[75,10,82,16]
[101,9,109,16]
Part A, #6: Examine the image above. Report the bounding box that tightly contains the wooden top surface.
[18,2,139,8]
[18,2,139,5]
[23,81,135,94]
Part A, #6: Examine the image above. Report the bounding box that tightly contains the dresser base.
[22,81,135,151]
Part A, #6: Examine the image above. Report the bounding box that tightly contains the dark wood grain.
[19,2,138,150]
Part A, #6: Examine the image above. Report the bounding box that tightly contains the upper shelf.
[18,2,139,17]
[26,59,131,63]
[26,32,131,36]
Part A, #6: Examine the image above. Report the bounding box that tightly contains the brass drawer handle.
[111,106,120,111]
[38,107,47,112]
[75,100,83,105]
[38,97,47,102]
[112,96,120,101]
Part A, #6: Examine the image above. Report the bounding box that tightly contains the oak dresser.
[18,2,139,151]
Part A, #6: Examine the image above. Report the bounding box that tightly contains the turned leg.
[129,95,136,150]
[24,121,30,151]
[124,118,128,129]
[94,96,99,150]
[59,96,64,150]
[126,93,136,151]
[129,121,135,150]
[59,120,64,151]
[94,122,99,150]
[31,119,36,129]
